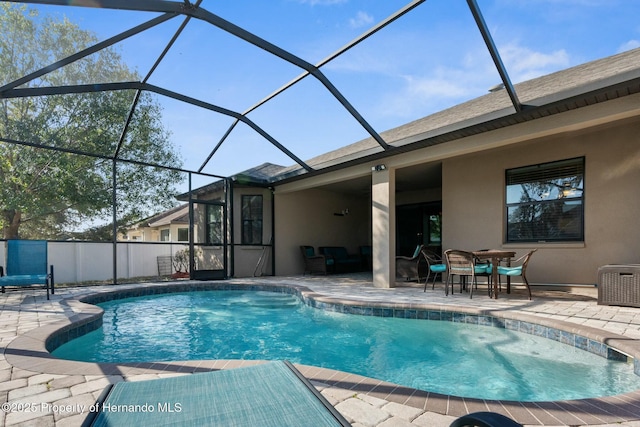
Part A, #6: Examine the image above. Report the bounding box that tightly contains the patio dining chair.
[444,249,490,298]
[497,249,537,300]
[473,249,495,288]
[396,244,427,282]
[423,249,446,291]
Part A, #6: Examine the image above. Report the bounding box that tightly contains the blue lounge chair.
[0,240,54,300]
[86,361,350,427]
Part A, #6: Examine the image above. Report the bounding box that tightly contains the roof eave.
[269,75,640,187]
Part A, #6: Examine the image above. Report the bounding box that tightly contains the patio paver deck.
[2,274,640,426]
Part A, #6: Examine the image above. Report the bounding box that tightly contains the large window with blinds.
[506,157,584,243]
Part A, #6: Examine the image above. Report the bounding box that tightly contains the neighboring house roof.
[129,204,189,229]
[147,205,189,228]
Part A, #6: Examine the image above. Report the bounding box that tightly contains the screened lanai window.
[242,195,263,245]
[506,157,584,243]
[205,205,223,245]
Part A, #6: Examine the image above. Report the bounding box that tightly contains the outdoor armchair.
[396,244,427,281]
[300,246,332,275]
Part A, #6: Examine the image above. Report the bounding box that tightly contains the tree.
[0,4,184,239]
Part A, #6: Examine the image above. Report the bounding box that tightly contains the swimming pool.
[52,290,640,402]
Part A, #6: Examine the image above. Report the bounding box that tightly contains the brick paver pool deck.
[3,275,640,427]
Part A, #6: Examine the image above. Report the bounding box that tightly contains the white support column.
[371,166,396,288]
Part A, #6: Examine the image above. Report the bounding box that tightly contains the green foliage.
[0,4,185,239]
[172,247,203,273]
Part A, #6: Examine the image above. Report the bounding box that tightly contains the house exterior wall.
[274,188,371,275]
[121,222,187,242]
[122,226,157,241]
[272,92,640,285]
[167,224,189,242]
[443,116,640,285]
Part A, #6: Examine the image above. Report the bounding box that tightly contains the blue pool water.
[52,290,640,401]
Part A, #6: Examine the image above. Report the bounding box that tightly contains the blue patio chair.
[497,249,537,300]
[0,240,54,300]
[444,249,490,298]
[423,249,447,291]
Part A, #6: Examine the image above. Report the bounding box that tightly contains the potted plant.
[171,248,190,279]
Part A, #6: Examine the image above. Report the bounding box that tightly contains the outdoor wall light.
[333,208,349,217]
[372,164,387,171]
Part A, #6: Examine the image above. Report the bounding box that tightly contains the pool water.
[52,290,640,401]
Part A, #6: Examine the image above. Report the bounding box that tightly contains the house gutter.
[268,75,640,188]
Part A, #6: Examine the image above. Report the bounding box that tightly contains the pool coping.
[6,280,640,426]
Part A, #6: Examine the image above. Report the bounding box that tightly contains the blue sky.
[15,0,640,181]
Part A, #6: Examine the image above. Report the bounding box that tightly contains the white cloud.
[500,43,570,82]
[372,42,576,120]
[377,68,482,119]
[402,74,469,99]
[618,40,640,53]
[349,11,374,29]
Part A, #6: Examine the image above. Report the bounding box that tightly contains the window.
[506,157,584,243]
[242,195,263,244]
[177,228,189,242]
[205,204,223,245]
[427,214,441,245]
[160,229,170,242]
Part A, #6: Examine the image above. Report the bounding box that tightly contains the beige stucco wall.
[274,188,371,275]
[269,92,640,284]
[158,223,189,242]
[443,117,640,285]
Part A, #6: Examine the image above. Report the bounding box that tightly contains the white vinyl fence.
[0,241,188,285]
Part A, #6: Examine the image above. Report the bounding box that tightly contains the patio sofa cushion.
[0,274,48,286]
[319,246,361,272]
[497,265,523,276]
[430,264,447,273]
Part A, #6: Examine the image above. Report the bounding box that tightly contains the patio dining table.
[473,250,516,299]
